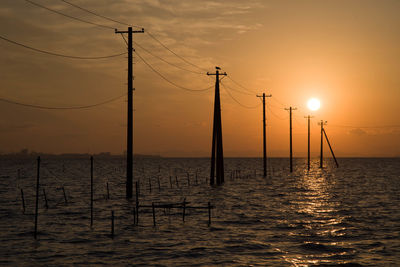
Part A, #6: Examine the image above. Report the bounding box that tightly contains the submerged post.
[285,107,297,172]
[152,202,156,227]
[208,67,227,185]
[90,156,93,228]
[208,202,211,226]
[62,186,68,204]
[34,156,40,239]
[20,188,25,213]
[305,115,314,171]
[111,210,114,238]
[319,120,326,168]
[42,188,48,209]
[257,92,272,177]
[323,128,339,168]
[135,181,139,225]
[115,27,144,199]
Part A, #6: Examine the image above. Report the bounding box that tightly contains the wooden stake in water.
[43,188,48,209]
[90,156,93,228]
[208,202,211,226]
[111,210,114,238]
[148,177,152,193]
[34,156,40,239]
[175,176,179,188]
[182,198,186,222]
[157,176,161,191]
[106,182,110,200]
[62,186,68,204]
[187,172,190,186]
[152,202,156,227]
[323,128,339,168]
[133,207,136,226]
[135,181,139,225]
[169,176,173,189]
[20,188,25,214]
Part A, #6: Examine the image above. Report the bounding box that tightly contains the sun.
[307,98,321,111]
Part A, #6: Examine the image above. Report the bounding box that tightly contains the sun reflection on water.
[280,164,353,266]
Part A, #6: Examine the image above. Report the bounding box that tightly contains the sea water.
[0,157,399,266]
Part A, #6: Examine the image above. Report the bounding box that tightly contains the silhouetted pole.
[257,93,272,177]
[319,120,327,168]
[208,67,227,185]
[323,128,339,168]
[285,107,297,172]
[115,27,144,199]
[34,156,40,239]
[304,115,314,171]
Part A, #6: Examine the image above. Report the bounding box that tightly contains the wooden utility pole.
[115,27,144,199]
[285,107,297,172]
[319,120,327,168]
[34,156,40,239]
[208,67,227,185]
[257,93,272,177]
[304,115,314,171]
[323,128,339,168]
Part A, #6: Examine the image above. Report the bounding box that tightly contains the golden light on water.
[307,98,321,111]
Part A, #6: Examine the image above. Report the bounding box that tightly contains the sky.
[1,0,399,157]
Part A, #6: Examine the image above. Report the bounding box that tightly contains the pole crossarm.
[115,28,145,34]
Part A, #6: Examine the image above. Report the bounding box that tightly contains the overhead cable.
[134,50,212,92]
[0,93,125,110]
[0,35,126,59]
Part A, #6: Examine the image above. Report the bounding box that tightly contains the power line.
[267,105,287,120]
[0,35,127,59]
[25,0,115,30]
[329,124,400,129]
[146,31,208,72]
[226,76,257,94]
[133,41,203,75]
[59,0,142,29]
[220,82,260,109]
[222,82,254,96]
[0,93,125,110]
[134,50,213,92]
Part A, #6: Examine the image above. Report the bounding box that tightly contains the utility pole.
[304,115,314,171]
[208,67,227,186]
[285,107,297,172]
[257,93,272,177]
[323,128,339,168]
[318,120,327,168]
[115,27,144,199]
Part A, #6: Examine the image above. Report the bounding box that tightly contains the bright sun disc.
[307,98,320,111]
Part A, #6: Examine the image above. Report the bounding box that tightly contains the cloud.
[348,128,367,136]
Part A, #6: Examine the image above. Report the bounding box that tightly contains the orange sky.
[1,0,399,157]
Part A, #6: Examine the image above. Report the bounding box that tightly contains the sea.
[0,157,399,266]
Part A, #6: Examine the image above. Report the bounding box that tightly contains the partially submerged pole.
[208,202,211,226]
[20,188,25,213]
[34,156,40,239]
[111,210,114,238]
[135,181,139,225]
[90,156,93,228]
[285,107,297,172]
[42,188,48,209]
[62,186,68,204]
[323,128,339,168]
[152,202,156,227]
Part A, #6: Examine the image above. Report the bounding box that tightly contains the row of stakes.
[27,156,217,239]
